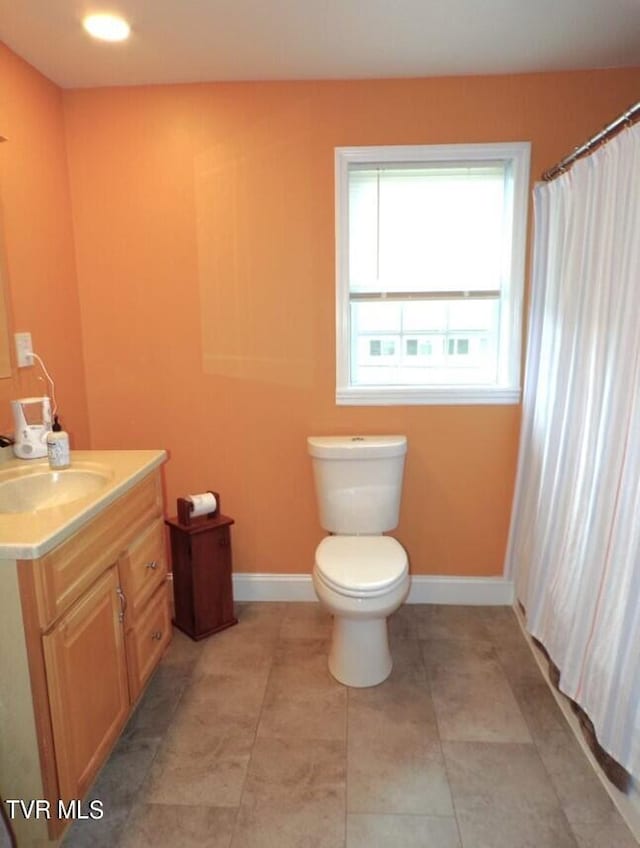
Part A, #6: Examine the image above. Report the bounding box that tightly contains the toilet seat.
[315,535,408,598]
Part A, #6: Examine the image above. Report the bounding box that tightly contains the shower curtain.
[506,122,640,779]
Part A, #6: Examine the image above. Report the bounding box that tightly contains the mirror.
[0,262,11,378]
[0,136,13,378]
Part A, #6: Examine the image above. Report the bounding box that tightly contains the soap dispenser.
[47,415,70,470]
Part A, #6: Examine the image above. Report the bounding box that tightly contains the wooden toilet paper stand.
[166,493,238,640]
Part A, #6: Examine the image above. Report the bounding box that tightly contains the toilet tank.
[307,435,407,534]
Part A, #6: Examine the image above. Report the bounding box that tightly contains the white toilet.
[307,435,410,687]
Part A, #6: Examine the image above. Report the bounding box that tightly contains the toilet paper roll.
[187,492,218,517]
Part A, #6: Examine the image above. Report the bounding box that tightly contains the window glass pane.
[350,298,500,386]
[447,299,495,330]
[351,300,402,332]
[401,301,447,332]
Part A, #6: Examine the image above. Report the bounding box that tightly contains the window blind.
[348,164,507,296]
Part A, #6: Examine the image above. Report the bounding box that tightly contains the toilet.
[307,435,410,687]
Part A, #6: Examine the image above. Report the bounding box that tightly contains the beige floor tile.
[570,813,639,848]
[386,637,428,684]
[235,602,288,628]
[64,719,163,845]
[510,680,570,741]
[414,605,492,642]
[443,740,560,809]
[0,816,12,848]
[196,628,278,675]
[347,734,453,816]
[456,803,578,848]
[62,802,131,848]
[348,678,437,744]
[387,605,420,641]
[90,733,161,808]
[175,676,265,740]
[422,638,501,680]
[257,678,348,740]
[231,800,345,848]
[257,637,347,740]
[120,804,237,848]
[431,666,532,743]
[477,605,524,645]
[272,635,338,679]
[279,602,332,641]
[535,729,618,826]
[145,725,252,807]
[123,664,190,739]
[193,605,282,670]
[160,628,206,671]
[271,637,334,680]
[242,736,345,806]
[346,813,461,848]
[494,639,546,686]
[446,742,580,846]
[235,738,346,846]
[187,665,270,709]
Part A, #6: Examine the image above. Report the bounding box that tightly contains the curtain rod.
[542,101,640,182]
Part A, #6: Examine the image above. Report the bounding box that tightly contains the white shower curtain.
[506,122,640,778]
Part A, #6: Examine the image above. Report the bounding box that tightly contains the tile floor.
[62,603,639,848]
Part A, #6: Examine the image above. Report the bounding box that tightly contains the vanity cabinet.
[15,467,171,842]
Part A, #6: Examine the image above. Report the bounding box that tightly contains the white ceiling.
[0,0,639,89]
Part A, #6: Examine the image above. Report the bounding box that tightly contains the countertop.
[0,449,167,559]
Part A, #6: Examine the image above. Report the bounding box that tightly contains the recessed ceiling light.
[82,13,131,42]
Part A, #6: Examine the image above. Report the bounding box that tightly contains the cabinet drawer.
[120,518,168,621]
[125,585,171,702]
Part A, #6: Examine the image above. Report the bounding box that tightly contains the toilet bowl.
[307,434,410,688]
[313,535,409,687]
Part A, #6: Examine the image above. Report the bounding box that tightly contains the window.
[335,143,530,405]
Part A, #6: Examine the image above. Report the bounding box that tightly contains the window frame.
[335,142,531,406]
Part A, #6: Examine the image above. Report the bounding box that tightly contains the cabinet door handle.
[146,560,159,570]
[116,587,127,622]
[151,630,163,641]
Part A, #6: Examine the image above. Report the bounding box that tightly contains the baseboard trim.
[232,573,514,605]
[233,573,317,602]
[406,575,514,605]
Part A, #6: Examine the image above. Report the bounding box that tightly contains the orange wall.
[0,44,90,444]
[59,69,639,577]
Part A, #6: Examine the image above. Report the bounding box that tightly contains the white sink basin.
[0,467,112,513]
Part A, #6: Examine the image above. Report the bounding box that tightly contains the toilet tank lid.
[307,435,407,459]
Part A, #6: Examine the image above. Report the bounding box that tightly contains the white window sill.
[336,386,521,406]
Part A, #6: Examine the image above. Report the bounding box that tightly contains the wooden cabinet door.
[43,566,130,802]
